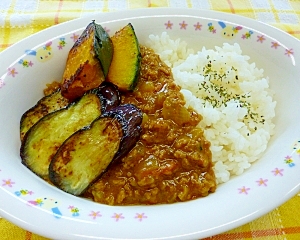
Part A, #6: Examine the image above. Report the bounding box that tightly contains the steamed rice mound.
[146,32,276,184]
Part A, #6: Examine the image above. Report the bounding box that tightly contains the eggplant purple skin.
[20,81,120,142]
[97,82,121,112]
[48,103,143,195]
[103,104,143,162]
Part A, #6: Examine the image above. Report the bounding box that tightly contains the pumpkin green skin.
[61,21,113,101]
[107,23,141,91]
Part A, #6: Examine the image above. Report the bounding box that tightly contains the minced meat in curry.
[83,46,216,205]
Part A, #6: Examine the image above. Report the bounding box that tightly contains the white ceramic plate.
[0,8,300,240]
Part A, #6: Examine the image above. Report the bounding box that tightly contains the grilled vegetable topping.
[20,92,102,178]
[103,104,143,161]
[49,104,142,195]
[107,23,141,91]
[19,22,144,197]
[49,117,123,195]
[20,89,69,142]
[98,82,121,112]
[61,21,113,101]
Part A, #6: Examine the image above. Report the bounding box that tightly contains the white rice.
[146,32,276,184]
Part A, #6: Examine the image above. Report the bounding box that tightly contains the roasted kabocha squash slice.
[61,21,113,101]
[20,89,70,142]
[107,23,141,91]
[49,104,143,195]
[20,92,103,179]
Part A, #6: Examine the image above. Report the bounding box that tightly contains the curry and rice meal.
[19,22,276,205]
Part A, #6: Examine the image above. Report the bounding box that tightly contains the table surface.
[1,1,300,239]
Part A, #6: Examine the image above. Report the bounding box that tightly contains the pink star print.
[238,186,250,195]
[71,33,79,42]
[272,168,284,176]
[135,213,147,222]
[89,211,102,220]
[179,21,188,30]
[112,213,124,222]
[271,42,280,49]
[256,178,268,186]
[2,179,15,187]
[257,35,266,43]
[285,48,294,57]
[8,68,18,77]
[194,22,202,31]
[165,20,173,29]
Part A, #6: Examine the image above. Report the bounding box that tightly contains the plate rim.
[0,7,300,240]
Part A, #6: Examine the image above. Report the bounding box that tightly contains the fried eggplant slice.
[20,92,102,179]
[20,89,70,141]
[61,21,113,101]
[49,104,143,195]
[49,117,123,195]
[102,104,143,161]
[20,82,120,142]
